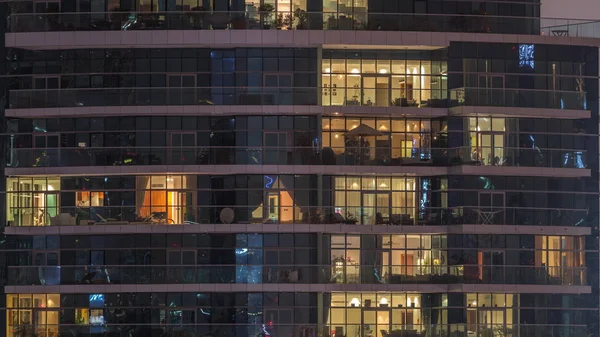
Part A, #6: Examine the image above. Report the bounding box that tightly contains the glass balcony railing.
[6,206,590,227]
[5,146,587,169]
[7,11,543,34]
[6,264,586,286]
[8,87,319,108]
[10,11,600,39]
[450,88,588,110]
[541,18,600,38]
[319,325,589,337]
[8,87,588,110]
[1,324,588,337]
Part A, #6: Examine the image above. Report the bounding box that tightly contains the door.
[478,133,505,165]
[363,76,390,106]
[167,191,189,224]
[34,0,60,12]
[477,309,506,336]
[264,132,290,165]
[44,193,59,226]
[33,134,59,167]
[167,250,196,283]
[34,134,59,148]
[33,76,60,109]
[169,132,196,165]
[263,73,293,104]
[478,74,505,105]
[480,251,505,284]
[180,191,193,223]
[34,76,60,90]
[266,192,279,222]
[167,74,196,105]
[33,0,60,30]
[379,248,391,282]
[362,193,390,225]
[363,193,376,225]
[478,191,505,224]
[265,249,294,282]
[363,309,391,337]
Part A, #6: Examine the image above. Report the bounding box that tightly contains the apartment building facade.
[1,1,599,337]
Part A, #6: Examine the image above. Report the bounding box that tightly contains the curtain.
[135,176,150,217]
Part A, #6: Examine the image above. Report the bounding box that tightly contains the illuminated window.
[6,177,60,226]
[135,175,197,224]
[6,294,59,337]
[333,176,418,225]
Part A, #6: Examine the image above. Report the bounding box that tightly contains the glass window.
[362,60,376,73]
[6,177,61,227]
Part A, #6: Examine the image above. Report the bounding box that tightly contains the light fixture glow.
[379,69,388,74]
[350,298,361,307]
[325,67,331,73]
[379,297,389,305]
[351,69,360,74]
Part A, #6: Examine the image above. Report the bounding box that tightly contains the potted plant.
[283,12,293,29]
[294,8,308,29]
[308,208,324,224]
[107,7,122,29]
[258,3,274,29]
[189,6,208,29]
[275,13,292,29]
[231,14,247,29]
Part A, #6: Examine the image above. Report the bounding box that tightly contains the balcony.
[8,88,588,111]
[8,87,318,108]
[0,323,588,337]
[5,206,589,228]
[8,11,542,35]
[9,10,600,39]
[6,264,586,286]
[6,146,587,169]
[450,88,588,110]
